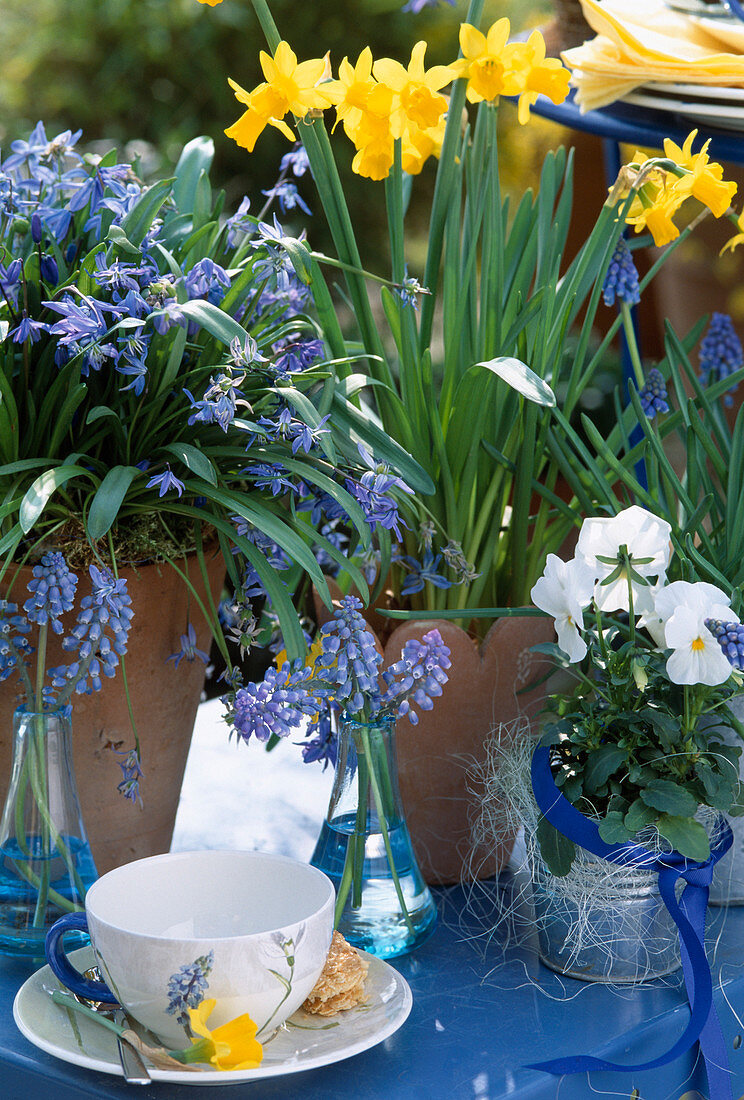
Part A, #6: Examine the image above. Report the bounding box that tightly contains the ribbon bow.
[528,745,733,1099]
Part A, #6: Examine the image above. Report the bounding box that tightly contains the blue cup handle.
[45,913,118,1005]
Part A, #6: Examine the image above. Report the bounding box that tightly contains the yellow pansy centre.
[691,636,706,652]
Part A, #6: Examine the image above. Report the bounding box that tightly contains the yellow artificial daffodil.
[662,131,737,219]
[186,999,263,1071]
[450,19,511,104]
[225,42,333,153]
[373,42,455,139]
[502,32,571,125]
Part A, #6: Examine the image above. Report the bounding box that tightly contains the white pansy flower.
[576,505,672,614]
[654,580,737,686]
[530,554,595,662]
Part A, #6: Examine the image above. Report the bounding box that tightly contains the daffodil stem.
[620,301,645,392]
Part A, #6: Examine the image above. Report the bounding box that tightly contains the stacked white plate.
[623,81,744,130]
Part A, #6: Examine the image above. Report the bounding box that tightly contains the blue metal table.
[2,873,744,1100]
[531,90,744,165]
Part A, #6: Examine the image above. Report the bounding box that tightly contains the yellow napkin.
[563,0,744,110]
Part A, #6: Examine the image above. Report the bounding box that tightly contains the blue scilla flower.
[166,951,214,1028]
[639,367,670,419]
[602,238,641,308]
[402,0,454,10]
[167,624,210,669]
[280,145,310,178]
[398,550,452,596]
[116,746,144,806]
[699,312,743,407]
[272,337,324,375]
[225,196,252,248]
[23,552,78,634]
[345,443,413,541]
[146,464,185,498]
[261,180,311,216]
[300,710,338,770]
[704,619,744,670]
[182,258,231,305]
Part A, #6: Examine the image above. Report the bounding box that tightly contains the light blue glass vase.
[0,706,98,957]
[310,713,437,959]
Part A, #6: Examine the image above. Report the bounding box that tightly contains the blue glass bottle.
[0,707,97,957]
[311,713,436,958]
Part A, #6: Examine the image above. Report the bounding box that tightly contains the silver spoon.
[73,966,151,1085]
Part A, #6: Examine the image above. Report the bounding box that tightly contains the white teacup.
[45,850,334,1047]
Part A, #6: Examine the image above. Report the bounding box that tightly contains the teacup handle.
[45,913,118,1004]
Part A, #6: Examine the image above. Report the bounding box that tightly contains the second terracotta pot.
[0,551,225,874]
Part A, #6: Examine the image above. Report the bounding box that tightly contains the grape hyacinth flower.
[166,951,215,1029]
[381,631,452,725]
[705,619,744,672]
[54,565,134,696]
[699,312,743,407]
[602,238,641,308]
[639,367,670,419]
[313,596,384,715]
[23,552,78,635]
[226,663,318,744]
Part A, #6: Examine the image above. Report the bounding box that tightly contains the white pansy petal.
[555,617,587,663]
[655,580,732,625]
[666,642,733,687]
[564,556,596,605]
[663,605,699,650]
[530,573,565,619]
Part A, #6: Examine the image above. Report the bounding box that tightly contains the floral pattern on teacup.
[165,950,215,1029]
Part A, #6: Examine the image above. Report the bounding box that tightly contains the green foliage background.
[0,0,546,262]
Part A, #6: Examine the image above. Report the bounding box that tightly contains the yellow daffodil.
[225,41,333,153]
[186,999,263,1071]
[721,209,744,255]
[373,42,455,139]
[401,112,447,175]
[325,49,381,134]
[502,32,571,125]
[353,139,396,182]
[196,0,224,5]
[662,131,737,219]
[324,49,395,178]
[275,635,324,675]
[450,19,511,104]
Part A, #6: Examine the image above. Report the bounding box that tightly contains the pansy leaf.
[598,811,633,845]
[624,798,658,835]
[639,779,699,818]
[583,745,627,793]
[536,817,575,877]
[656,815,710,862]
[476,356,556,407]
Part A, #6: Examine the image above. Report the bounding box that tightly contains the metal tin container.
[531,855,680,983]
[707,697,744,907]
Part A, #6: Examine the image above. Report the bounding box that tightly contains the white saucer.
[13,946,412,1086]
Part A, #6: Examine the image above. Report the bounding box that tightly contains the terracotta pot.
[0,550,225,874]
[383,617,557,886]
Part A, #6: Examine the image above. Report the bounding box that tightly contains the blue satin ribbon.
[527,745,733,1099]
